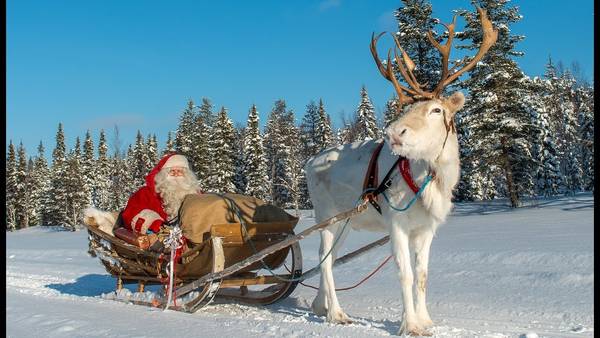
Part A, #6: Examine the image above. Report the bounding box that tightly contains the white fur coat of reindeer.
[304,7,497,336]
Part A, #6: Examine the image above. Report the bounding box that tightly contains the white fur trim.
[163,155,190,170]
[83,207,117,236]
[131,209,164,234]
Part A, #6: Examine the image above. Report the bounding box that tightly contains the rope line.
[286,255,392,291]
[381,175,433,212]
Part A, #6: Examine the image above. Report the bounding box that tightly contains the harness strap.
[362,142,384,197]
[362,142,385,213]
[361,141,422,214]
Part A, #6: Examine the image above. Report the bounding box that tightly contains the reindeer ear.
[444,91,465,114]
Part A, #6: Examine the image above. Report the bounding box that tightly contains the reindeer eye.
[431,107,442,114]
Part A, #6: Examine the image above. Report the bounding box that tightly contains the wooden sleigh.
[84,199,388,313]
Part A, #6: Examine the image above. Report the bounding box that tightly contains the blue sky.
[7,0,594,158]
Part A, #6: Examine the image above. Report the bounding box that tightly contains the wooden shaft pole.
[174,202,368,297]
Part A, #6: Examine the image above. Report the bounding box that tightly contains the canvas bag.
[177,193,298,277]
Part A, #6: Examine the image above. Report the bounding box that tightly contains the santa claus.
[121,153,200,234]
[83,153,200,236]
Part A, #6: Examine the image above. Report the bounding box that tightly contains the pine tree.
[31,142,51,225]
[232,124,246,194]
[6,141,18,231]
[540,57,567,193]
[455,103,496,201]
[108,126,130,211]
[355,86,379,140]
[527,77,562,197]
[299,100,320,161]
[383,96,401,129]
[64,138,88,230]
[575,85,594,191]
[48,123,69,225]
[315,99,334,151]
[131,131,148,188]
[25,157,38,226]
[297,100,320,209]
[297,99,333,209]
[456,0,533,207]
[193,98,215,189]
[242,104,269,200]
[197,97,216,129]
[15,142,29,228]
[393,0,441,89]
[542,57,563,142]
[146,133,158,168]
[285,116,305,212]
[94,130,112,210]
[163,131,176,156]
[558,71,583,194]
[337,124,353,145]
[175,99,197,160]
[81,130,95,207]
[540,58,589,194]
[264,100,301,207]
[207,107,236,193]
[109,153,129,211]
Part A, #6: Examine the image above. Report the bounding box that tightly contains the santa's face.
[167,167,185,177]
[155,166,199,220]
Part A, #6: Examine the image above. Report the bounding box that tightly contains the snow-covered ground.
[6,194,594,337]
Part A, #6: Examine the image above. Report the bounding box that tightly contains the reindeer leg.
[311,227,331,317]
[412,230,435,330]
[391,226,426,336]
[312,222,352,324]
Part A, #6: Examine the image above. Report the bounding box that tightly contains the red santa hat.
[162,154,190,169]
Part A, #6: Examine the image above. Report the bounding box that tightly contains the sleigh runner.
[83,193,370,313]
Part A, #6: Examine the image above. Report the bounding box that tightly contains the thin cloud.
[318,0,341,12]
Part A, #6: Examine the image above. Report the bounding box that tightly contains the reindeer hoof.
[417,316,434,329]
[398,328,432,337]
[408,328,432,336]
[326,311,353,324]
[398,321,431,336]
[311,300,328,317]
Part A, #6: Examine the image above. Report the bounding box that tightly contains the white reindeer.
[304,7,497,336]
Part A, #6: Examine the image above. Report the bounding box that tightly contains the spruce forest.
[6,1,594,231]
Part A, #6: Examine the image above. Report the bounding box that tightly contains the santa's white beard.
[155,169,199,220]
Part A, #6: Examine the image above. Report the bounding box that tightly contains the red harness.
[362,141,419,213]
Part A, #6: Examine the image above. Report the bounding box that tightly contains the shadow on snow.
[46,274,117,297]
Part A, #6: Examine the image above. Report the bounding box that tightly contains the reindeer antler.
[370,6,498,107]
[430,7,498,96]
[370,32,417,107]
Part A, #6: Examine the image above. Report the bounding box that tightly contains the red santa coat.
[121,153,176,234]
